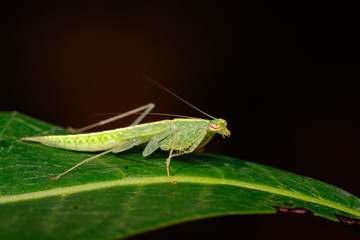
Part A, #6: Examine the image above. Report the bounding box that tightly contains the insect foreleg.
[160,130,206,184]
[51,138,142,181]
[163,130,206,184]
[173,130,207,157]
[142,126,186,157]
[68,103,155,132]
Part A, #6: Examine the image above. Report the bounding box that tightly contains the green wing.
[159,129,207,154]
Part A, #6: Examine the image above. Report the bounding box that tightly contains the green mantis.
[21,77,231,184]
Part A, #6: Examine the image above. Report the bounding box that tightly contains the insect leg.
[159,130,206,184]
[173,130,207,157]
[50,138,142,181]
[142,126,186,157]
[166,132,178,184]
[68,103,155,132]
[142,129,171,157]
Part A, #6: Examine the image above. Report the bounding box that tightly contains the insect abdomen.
[22,133,125,152]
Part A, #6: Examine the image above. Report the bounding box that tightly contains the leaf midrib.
[1,176,359,217]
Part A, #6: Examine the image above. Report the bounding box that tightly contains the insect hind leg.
[68,103,155,132]
[50,138,142,181]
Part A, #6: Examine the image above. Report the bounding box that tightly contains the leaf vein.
[253,164,284,188]
[15,117,44,133]
[200,185,208,208]
[194,159,224,179]
[46,195,66,234]
[122,185,144,219]
[0,112,16,139]
[1,177,359,217]
[96,158,126,179]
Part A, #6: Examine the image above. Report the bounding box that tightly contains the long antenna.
[142,75,216,119]
[91,112,207,120]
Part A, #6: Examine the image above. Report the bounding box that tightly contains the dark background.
[1,1,359,239]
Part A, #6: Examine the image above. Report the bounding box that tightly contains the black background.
[2,1,359,239]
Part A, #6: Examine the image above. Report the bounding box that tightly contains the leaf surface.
[0,111,359,239]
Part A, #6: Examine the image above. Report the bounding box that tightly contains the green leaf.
[0,111,359,239]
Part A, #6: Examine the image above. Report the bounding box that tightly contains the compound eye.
[219,119,227,126]
[209,124,221,130]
